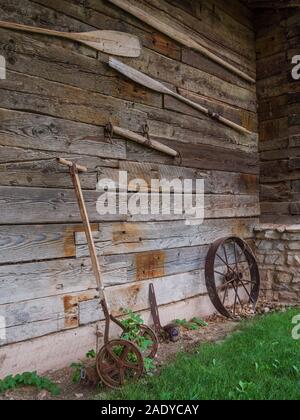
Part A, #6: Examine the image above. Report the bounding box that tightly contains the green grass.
[98,309,300,400]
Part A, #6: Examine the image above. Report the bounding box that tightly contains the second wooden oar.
[109,58,251,135]
[107,0,255,84]
[0,20,141,57]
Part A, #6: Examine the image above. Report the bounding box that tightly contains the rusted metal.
[96,339,144,389]
[149,283,180,342]
[205,236,260,319]
[138,324,159,359]
[136,251,165,281]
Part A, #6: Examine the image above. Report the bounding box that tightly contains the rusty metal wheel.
[205,237,260,319]
[138,325,159,359]
[96,339,144,389]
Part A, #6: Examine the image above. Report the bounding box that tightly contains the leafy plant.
[70,350,97,384]
[0,372,60,396]
[191,317,208,328]
[86,349,97,359]
[175,317,208,331]
[70,362,85,384]
[120,309,156,373]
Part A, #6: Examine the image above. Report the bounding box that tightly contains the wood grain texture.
[0,0,260,359]
[256,6,300,221]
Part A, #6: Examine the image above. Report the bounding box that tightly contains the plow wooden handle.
[57,157,88,173]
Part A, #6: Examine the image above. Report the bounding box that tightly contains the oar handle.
[0,20,68,39]
[172,93,251,135]
[191,43,256,84]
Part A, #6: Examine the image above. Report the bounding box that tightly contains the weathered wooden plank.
[261,214,300,224]
[260,147,300,162]
[32,0,182,60]
[0,268,207,344]
[79,269,206,325]
[0,160,97,189]
[92,0,254,72]
[0,185,259,224]
[260,182,292,202]
[120,49,256,112]
[257,52,287,80]
[258,95,288,122]
[136,103,257,152]
[0,224,98,264]
[256,27,286,59]
[76,218,257,257]
[0,71,147,131]
[210,0,253,29]
[143,0,255,62]
[99,242,244,285]
[181,47,255,90]
[145,140,259,174]
[0,28,162,109]
[0,257,99,305]
[163,92,258,138]
[97,161,259,194]
[0,186,120,224]
[0,0,94,34]
[259,118,289,142]
[260,160,300,183]
[0,288,103,345]
[0,108,126,162]
[0,294,215,376]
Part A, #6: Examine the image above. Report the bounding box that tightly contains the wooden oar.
[109,58,251,135]
[0,20,141,57]
[107,0,255,84]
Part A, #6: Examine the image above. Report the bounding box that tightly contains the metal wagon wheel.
[96,339,144,389]
[138,325,159,359]
[205,237,260,319]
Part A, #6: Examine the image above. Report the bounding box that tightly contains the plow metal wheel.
[96,339,144,389]
[137,325,159,359]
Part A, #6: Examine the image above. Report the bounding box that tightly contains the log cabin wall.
[256,7,300,223]
[0,0,259,375]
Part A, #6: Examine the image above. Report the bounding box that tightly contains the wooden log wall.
[0,0,259,375]
[256,7,300,223]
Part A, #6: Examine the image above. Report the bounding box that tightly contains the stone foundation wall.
[254,225,300,303]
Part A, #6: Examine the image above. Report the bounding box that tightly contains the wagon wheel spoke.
[216,278,236,291]
[106,347,123,365]
[222,284,230,304]
[239,278,255,304]
[223,244,229,265]
[123,360,143,371]
[214,269,227,277]
[236,244,247,265]
[119,367,125,385]
[232,284,244,313]
[120,346,130,361]
[233,243,240,275]
[216,254,236,275]
[102,363,119,376]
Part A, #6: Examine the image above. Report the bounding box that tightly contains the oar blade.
[74,30,141,57]
[109,57,171,94]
